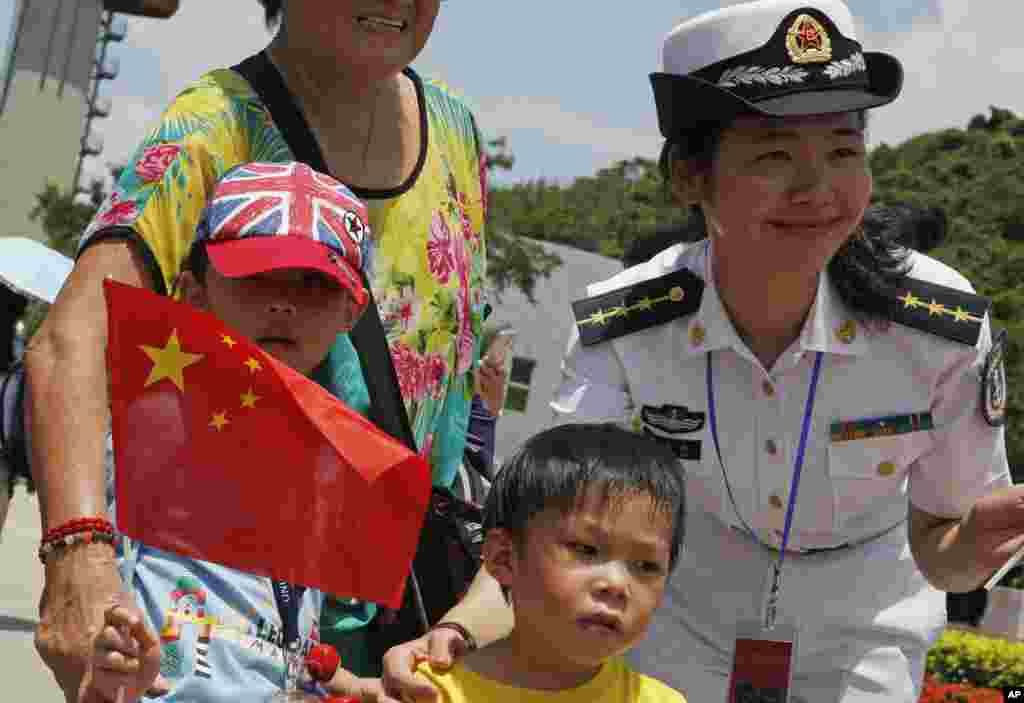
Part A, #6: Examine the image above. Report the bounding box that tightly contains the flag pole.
[408,567,430,635]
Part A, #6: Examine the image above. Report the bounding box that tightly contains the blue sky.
[38,0,1021,186]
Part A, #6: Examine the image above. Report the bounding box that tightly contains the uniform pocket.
[827,431,933,529]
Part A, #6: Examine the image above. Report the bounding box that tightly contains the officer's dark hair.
[863,202,947,253]
[257,0,283,28]
[622,216,707,269]
[484,423,686,578]
[659,111,912,319]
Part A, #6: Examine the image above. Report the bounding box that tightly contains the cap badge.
[786,14,833,64]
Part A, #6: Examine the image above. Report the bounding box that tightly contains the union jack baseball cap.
[193,161,370,308]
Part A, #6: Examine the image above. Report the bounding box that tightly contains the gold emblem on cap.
[669,286,685,303]
[786,14,833,64]
[690,322,706,347]
[877,461,897,477]
[836,320,857,344]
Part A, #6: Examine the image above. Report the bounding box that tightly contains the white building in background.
[486,240,622,464]
[0,0,107,243]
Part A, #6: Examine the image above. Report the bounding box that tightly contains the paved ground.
[0,488,62,701]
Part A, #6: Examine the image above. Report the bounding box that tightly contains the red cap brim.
[205,237,368,308]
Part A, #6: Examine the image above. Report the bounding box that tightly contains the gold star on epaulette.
[244,357,262,373]
[927,299,946,316]
[584,309,609,326]
[899,292,923,309]
[951,306,984,324]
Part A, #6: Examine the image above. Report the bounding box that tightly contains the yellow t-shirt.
[416,656,687,703]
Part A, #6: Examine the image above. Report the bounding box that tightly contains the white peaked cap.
[663,0,858,75]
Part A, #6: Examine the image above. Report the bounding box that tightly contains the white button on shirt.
[551,239,1010,701]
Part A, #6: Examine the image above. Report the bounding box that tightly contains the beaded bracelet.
[38,530,118,563]
[41,516,115,546]
[430,621,478,652]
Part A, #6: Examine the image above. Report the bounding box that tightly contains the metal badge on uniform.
[982,329,1009,427]
[640,404,704,460]
[729,621,798,703]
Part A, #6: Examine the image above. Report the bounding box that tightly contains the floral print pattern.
[135,144,183,183]
[78,65,487,491]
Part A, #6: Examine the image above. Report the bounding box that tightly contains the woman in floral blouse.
[26,0,488,699]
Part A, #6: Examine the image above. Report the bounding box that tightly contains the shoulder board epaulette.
[572,268,704,347]
[888,276,991,346]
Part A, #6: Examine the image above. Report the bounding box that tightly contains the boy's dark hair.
[256,0,283,28]
[484,423,686,572]
[658,112,912,320]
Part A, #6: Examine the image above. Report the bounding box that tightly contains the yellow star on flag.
[210,412,230,432]
[240,388,261,409]
[244,357,263,373]
[221,334,237,348]
[140,330,204,392]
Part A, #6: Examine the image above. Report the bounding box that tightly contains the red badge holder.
[728,619,798,703]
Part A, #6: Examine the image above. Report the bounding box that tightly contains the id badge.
[727,620,798,703]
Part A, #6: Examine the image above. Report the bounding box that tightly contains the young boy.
[417,423,688,702]
[85,162,381,703]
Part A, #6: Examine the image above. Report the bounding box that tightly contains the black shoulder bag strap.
[231,53,440,643]
[230,53,417,453]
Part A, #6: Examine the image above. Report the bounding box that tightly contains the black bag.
[1,363,28,497]
[232,52,484,662]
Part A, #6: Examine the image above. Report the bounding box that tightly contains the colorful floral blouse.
[81,61,488,492]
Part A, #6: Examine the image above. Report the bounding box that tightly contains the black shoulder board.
[888,276,991,346]
[572,268,704,347]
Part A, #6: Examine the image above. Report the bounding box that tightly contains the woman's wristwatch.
[430,621,478,652]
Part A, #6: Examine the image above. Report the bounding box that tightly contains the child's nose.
[266,300,297,315]
[593,563,630,601]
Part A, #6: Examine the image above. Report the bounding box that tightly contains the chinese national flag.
[104,279,430,608]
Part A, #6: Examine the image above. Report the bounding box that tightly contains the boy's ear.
[481,527,519,589]
[177,271,209,311]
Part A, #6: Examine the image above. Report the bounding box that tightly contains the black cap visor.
[652,52,903,138]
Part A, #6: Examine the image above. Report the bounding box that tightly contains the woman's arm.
[26,237,154,701]
[380,567,512,702]
[910,488,1024,593]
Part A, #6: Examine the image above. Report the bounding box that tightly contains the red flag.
[104,279,430,608]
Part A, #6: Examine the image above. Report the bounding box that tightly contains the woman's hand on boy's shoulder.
[381,627,470,702]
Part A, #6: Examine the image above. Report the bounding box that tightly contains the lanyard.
[706,350,824,628]
[271,579,306,650]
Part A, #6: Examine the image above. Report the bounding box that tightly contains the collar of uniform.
[799,269,869,357]
[679,241,751,357]
[681,241,869,358]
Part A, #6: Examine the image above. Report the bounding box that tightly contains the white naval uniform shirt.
[551,240,1010,702]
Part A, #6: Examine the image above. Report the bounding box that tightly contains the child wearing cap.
[84,162,389,703]
[415,423,688,703]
